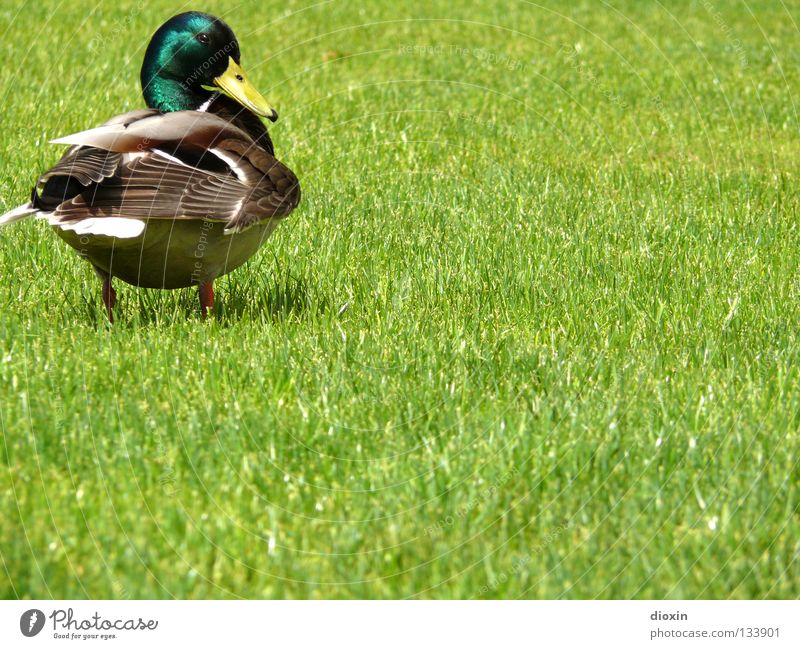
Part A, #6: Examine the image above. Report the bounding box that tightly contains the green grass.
[1,0,800,598]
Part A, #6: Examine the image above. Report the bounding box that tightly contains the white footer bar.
[1,600,796,648]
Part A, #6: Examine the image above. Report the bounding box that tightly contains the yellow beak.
[210,57,278,122]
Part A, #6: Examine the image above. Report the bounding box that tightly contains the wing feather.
[35,109,300,232]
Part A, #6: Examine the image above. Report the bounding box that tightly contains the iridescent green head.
[140,12,277,120]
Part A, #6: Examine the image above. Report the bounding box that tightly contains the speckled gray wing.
[35,109,300,233]
[50,146,300,232]
[50,110,253,152]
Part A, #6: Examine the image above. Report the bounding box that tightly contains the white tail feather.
[0,203,37,226]
[51,216,145,238]
[50,124,127,149]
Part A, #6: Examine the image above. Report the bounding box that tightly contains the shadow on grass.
[217,271,315,324]
[67,268,318,328]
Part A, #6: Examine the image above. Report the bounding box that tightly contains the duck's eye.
[196,33,210,45]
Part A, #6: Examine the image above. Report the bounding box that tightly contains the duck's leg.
[198,281,214,319]
[102,278,117,323]
[94,266,116,323]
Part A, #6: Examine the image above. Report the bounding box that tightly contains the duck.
[0,11,301,321]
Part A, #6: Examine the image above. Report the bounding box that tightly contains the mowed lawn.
[1,0,799,598]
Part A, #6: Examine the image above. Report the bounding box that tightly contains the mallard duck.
[0,11,300,321]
